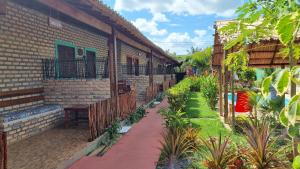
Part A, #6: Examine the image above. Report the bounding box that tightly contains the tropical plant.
[160,127,199,169]
[200,134,235,169]
[160,109,188,129]
[242,119,288,169]
[199,75,219,110]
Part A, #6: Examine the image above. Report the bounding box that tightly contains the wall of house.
[117,41,150,102]
[153,74,174,85]
[0,1,109,114]
[43,79,111,107]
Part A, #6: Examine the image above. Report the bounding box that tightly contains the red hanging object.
[235,91,252,113]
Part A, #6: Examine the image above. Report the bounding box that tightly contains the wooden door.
[86,51,96,78]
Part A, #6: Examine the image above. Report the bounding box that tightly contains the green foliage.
[189,76,202,92]
[276,12,300,46]
[239,68,256,82]
[166,78,191,112]
[107,120,121,140]
[159,127,199,169]
[178,47,212,74]
[293,155,300,169]
[242,119,288,169]
[224,49,248,72]
[198,75,219,110]
[200,135,235,169]
[160,109,188,129]
[128,107,146,124]
[155,92,165,102]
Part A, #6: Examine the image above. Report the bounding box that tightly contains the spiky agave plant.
[242,119,288,169]
[200,134,235,169]
[160,127,199,169]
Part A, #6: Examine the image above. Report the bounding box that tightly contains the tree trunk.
[289,41,298,157]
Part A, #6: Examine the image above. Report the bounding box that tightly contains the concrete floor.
[8,126,89,169]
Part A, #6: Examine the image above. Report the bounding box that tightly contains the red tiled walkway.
[69,99,169,169]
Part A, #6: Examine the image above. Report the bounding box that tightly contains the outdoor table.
[64,104,89,128]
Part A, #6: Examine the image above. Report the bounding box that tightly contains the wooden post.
[149,50,154,99]
[218,67,223,116]
[231,70,235,130]
[108,27,119,115]
[223,51,229,122]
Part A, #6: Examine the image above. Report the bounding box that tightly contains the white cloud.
[132,18,168,36]
[153,13,169,22]
[154,29,212,55]
[115,0,243,17]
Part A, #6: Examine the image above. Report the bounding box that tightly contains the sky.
[101,0,245,55]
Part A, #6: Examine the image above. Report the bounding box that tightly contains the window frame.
[54,40,77,79]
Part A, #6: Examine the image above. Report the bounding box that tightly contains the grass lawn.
[184,92,244,144]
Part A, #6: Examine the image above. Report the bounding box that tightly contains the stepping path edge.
[69,99,169,169]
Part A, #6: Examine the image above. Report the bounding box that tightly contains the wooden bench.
[0,88,63,144]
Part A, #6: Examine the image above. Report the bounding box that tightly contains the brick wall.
[122,75,149,103]
[0,2,109,113]
[43,79,111,107]
[2,108,63,144]
[117,41,149,79]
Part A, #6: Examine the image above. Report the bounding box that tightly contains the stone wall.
[0,1,109,113]
[43,79,111,107]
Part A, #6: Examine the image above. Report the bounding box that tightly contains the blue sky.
[101,0,244,55]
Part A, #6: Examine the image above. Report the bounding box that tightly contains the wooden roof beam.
[37,0,112,34]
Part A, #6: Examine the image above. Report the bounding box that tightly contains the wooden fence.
[88,90,137,140]
[0,133,7,169]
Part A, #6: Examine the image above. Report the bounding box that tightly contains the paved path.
[69,99,168,169]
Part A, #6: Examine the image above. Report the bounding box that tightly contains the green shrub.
[160,109,188,129]
[107,120,121,140]
[199,75,219,110]
[189,76,202,92]
[128,107,146,124]
[166,78,191,112]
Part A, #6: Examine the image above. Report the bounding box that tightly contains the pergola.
[212,20,299,121]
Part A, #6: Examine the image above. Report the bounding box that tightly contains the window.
[85,49,97,78]
[126,57,139,76]
[134,59,139,76]
[127,57,133,75]
[56,41,76,78]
